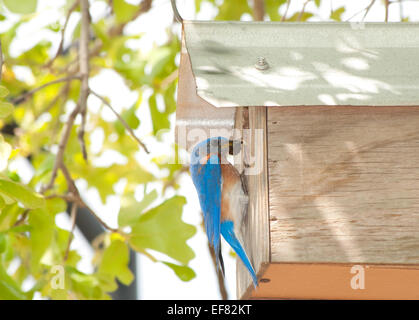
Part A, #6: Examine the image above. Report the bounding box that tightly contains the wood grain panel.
[250,263,419,300]
[237,107,270,299]
[268,106,419,264]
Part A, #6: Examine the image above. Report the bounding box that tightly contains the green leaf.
[0,102,13,119]
[118,189,158,227]
[0,204,21,231]
[2,0,37,14]
[7,224,31,234]
[0,86,9,98]
[0,192,15,206]
[46,197,67,216]
[146,47,173,83]
[29,208,54,271]
[215,0,252,20]
[0,195,5,211]
[149,94,170,136]
[96,273,117,292]
[12,264,28,286]
[162,262,196,282]
[123,106,140,129]
[92,20,110,46]
[68,267,106,300]
[17,40,52,66]
[0,178,45,209]
[0,233,6,254]
[7,171,20,182]
[129,196,196,265]
[46,21,61,33]
[314,0,321,7]
[34,153,55,179]
[331,6,345,21]
[113,0,137,23]
[195,0,202,12]
[0,264,28,300]
[98,239,134,286]
[265,0,286,21]
[114,105,140,136]
[0,136,12,171]
[114,57,146,86]
[163,83,177,114]
[287,11,314,22]
[69,161,155,203]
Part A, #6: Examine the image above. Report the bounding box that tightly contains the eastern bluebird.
[190,137,258,287]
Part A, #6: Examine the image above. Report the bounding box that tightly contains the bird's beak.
[228,139,243,155]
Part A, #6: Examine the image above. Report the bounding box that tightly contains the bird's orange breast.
[220,163,241,221]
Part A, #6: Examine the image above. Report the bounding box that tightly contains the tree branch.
[281,0,291,21]
[0,40,3,82]
[163,165,189,192]
[35,81,71,120]
[60,163,120,233]
[253,0,265,21]
[45,193,77,203]
[13,209,30,227]
[11,75,81,105]
[362,0,376,21]
[78,0,90,161]
[44,0,80,69]
[207,242,228,300]
[64,202,78,261]
[298,0,311,21]
[40,0,153,211]
[109,0,153,36]
[159,69,178,90]
[78,109,88,161]
[41,102,81,192]
[58,0,153,76]
[89,89,150,154]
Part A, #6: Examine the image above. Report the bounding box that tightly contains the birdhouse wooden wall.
[176,21,419,299]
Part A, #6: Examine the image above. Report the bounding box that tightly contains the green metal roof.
[184,21,419,107]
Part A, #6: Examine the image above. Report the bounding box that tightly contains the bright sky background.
[2,0,419,300]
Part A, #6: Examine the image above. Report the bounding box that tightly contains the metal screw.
[255,57,269,70]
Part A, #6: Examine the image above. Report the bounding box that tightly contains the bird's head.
[191,137,243,165]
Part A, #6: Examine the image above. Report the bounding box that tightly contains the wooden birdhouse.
[175,21,419,299]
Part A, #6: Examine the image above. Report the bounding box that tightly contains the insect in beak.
[228,139,243,155]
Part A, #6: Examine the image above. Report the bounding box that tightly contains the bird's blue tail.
[221,221,258,288]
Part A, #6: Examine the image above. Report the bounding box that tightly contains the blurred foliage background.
[0,0,413,299]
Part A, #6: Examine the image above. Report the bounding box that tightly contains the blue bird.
[190,137,258,287]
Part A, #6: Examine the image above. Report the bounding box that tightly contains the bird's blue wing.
[190,154,222,254]
[221,220,258,287]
